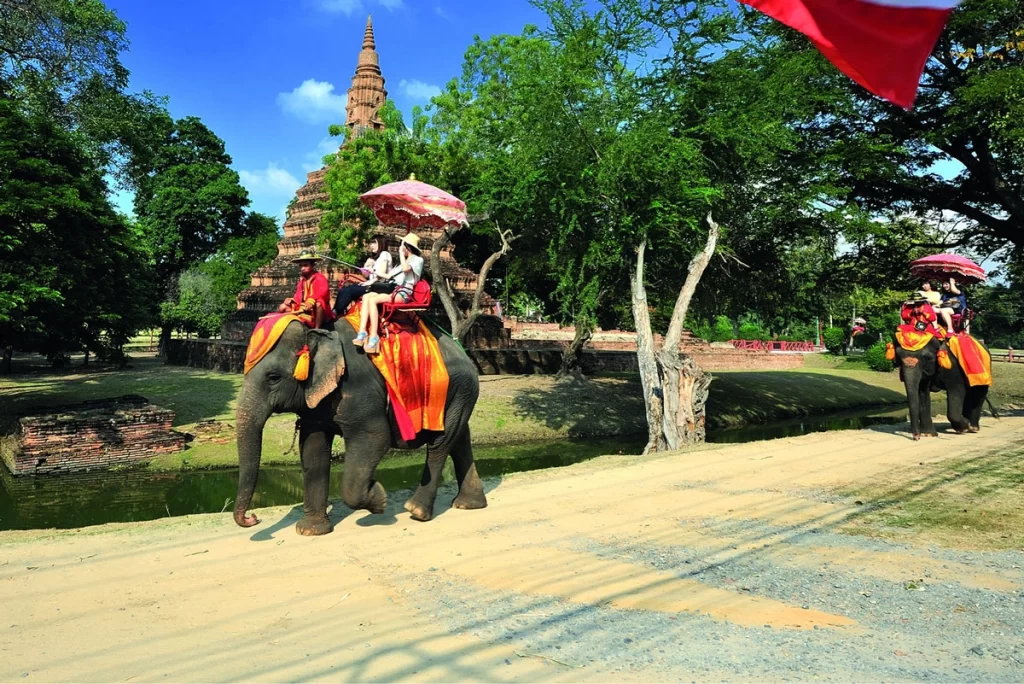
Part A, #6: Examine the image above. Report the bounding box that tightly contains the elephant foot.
[913,434,922,441]
[295,514,333,536]
[404,489,434,522]
[453,489,487,511]
[366,481,388,515]
[234,510,260,528]
[968,425,980,433]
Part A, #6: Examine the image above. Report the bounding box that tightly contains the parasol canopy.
[909,253,986,285]
[359,174,468,230]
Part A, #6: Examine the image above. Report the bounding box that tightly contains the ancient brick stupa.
[222,16,490,340]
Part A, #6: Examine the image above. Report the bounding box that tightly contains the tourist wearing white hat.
[354,233,424,354]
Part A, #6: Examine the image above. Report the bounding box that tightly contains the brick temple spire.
[345,15,387,137]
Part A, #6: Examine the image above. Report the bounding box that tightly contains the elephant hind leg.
[451,427,487,511]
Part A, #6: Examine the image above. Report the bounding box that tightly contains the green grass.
[842,447,1024,550]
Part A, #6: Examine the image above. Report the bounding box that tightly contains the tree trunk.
[158,324,173,357]
[430,219,515,346]
[2,345,12,375]
[632,213,720,454]
[558,321,593,377]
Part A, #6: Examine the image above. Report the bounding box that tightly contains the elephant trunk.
[234,387,270,528]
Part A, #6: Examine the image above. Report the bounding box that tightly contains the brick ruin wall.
[2,395,186,476]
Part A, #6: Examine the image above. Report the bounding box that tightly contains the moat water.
[0,406,907,531]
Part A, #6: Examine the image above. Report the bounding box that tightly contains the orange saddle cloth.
[344,304,450,440]
[947,334,993,387]
[244,312,314,374]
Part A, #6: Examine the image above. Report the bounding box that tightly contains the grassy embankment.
[842,445,1024,550]
[3,352,1021,474]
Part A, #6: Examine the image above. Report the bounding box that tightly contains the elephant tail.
[986,396,1001,420]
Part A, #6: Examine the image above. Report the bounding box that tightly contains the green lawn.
[4,350,1019,473]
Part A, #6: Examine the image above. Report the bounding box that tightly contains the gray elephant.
[894,336,990,440]
[234,318,487,535]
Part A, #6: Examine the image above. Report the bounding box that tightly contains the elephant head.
[895,336,988,440]
[233,322,345,527]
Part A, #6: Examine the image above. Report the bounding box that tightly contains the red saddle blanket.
[344,304,449,440]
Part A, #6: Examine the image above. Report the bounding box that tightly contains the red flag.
[740,0,962,109]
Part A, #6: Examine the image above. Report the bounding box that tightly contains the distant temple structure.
[222,16,491,340]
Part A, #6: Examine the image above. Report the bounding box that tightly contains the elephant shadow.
[864,404,1015,442]
[250,477,503,541]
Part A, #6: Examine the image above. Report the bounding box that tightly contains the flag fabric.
[739,0,963,109]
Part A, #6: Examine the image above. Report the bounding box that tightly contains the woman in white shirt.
[333,234,393,317]
[353,233,424,354]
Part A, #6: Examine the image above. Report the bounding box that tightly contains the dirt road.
[2,418,1023,681]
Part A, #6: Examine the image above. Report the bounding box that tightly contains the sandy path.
[2,418,1023,681]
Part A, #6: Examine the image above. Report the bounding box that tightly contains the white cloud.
[399,78,441,101]
[239,163,302,197]
[317,0,403,14]
[303,136,345,172]
[277,79,348,123]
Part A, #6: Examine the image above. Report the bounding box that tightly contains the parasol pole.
[313,251,365,271]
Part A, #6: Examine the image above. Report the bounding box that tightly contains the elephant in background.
[894,336,989,440]
[234,319,487,535]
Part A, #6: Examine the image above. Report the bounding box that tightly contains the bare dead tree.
[632,212,720,453]
[429,218,516,343]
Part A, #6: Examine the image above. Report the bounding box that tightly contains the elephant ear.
[305,329,346,409]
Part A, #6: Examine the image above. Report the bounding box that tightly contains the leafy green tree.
[0,0,166,187]
[160,269,221,339]
[133,115,251,347]
[736,2,1024,253]
[0,83,155,370]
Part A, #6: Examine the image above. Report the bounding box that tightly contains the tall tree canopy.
[0,0,166,187]
[0,85,155,367]
[135,115,252,291]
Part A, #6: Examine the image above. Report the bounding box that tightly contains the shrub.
[737,321,768,341]
[865,339,894,372]
[823,327,846,355]
[711,315,735,342]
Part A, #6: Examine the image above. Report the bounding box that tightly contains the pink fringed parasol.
[909,253,987,284]
[359,174,468,230]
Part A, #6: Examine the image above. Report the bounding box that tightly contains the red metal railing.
[730,340,818,352]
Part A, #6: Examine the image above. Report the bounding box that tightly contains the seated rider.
[279,250,335,329]
[937,277,967,333]
[901,286,944,337]
[333,234,394,317]
[353,233,424,354]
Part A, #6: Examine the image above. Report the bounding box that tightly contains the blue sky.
[107,0,547,221]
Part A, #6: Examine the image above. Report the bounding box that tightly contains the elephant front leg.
[918,385,937,437]
[340,432,390,515]
[296,420,334,536]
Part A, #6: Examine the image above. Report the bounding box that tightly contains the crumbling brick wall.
[2,395,186,476]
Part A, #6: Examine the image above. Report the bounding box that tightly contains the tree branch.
[663,212,720,352]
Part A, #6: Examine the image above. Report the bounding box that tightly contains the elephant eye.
[266,372,281,383]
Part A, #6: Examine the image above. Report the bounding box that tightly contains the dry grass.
[842,445,1024,550]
